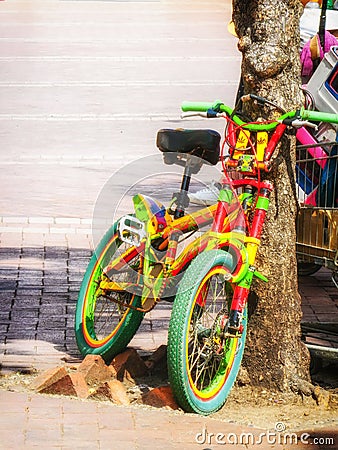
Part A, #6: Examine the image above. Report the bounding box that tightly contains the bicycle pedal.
[118,215,146,246]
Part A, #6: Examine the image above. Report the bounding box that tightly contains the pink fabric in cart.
[301,31,338,77]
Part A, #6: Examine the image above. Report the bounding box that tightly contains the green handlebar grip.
[181,101,219,112]
[301,108,338,124]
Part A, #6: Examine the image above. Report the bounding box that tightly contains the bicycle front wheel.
[168,249,247,415]
[75,220,144,363]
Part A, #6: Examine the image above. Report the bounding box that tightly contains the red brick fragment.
[110,349,148,382]
[31,366,93,398]
[145,345,167,370]
[89,380,130,405]
[30,366,73,394]
[88,382,112,401]
[77,354,113,385]
[142,386,179,410]
[106,379,130,405]
[69,372,90,399]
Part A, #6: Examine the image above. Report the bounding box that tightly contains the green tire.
[75,221,144,363]
[168,249,247,415]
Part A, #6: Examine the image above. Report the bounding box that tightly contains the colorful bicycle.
[75,95,338,414]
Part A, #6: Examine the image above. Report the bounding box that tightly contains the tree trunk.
[232,0,311,393]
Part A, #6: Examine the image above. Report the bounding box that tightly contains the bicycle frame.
[97,101,338,329]
[99,134,282,336]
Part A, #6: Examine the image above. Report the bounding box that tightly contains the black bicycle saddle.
[156,128,221,166]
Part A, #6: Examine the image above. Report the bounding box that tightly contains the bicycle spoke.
[90,241,140,341]
[187,272,231,391]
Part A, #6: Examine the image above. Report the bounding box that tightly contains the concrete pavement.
[0,0,240,219]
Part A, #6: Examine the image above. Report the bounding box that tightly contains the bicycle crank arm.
[100,280,160,313]
[102,294,154,313]
[99,279,142,295]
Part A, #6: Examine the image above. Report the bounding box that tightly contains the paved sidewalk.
[1,222,337,372]
[0,224,337,450]
[0,390,271,450]
[1,390,337,450]
[0,0,239,220]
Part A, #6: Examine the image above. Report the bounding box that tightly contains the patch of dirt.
[212,362,338,432]
[214,384,337,432]
[0,369,37,393]
[1,359,337,434]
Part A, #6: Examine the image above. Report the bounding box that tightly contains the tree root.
[290,376,332,408]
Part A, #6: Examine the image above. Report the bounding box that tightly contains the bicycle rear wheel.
[168,249,247,415]
[75,220,144,363]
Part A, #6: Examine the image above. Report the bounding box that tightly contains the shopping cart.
[296,44,338,366]
[296,45,338,280]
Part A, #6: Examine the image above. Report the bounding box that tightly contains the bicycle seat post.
[173,162,192,219]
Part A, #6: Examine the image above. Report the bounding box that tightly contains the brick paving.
[299,269,338,353]
[1,225,337,373]
[0,390,286,450]
[0,227,174,372]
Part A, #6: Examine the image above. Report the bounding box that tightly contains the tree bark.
[232,0,311,393]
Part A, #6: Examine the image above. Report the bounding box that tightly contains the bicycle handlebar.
[181,101,220,112]
[181,100,338,131]
[301,109,338,124]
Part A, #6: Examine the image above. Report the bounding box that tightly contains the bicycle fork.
[226,184,272,336]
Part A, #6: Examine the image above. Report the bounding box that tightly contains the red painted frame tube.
[264,123,287,162]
